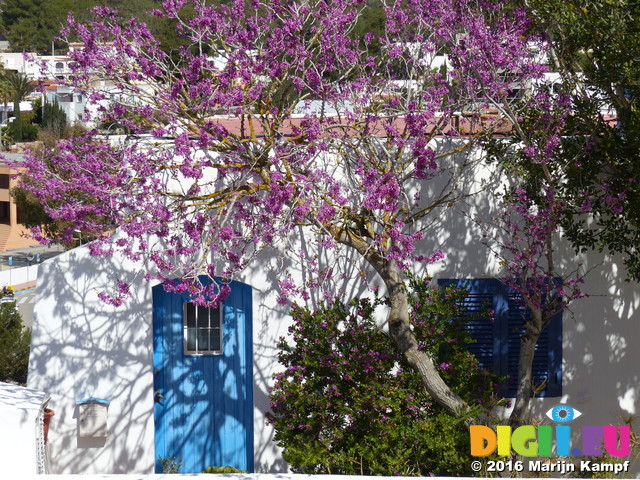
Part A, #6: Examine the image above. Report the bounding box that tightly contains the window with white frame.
[183,303,222,355]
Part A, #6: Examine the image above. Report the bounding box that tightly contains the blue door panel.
[153,280,253,473]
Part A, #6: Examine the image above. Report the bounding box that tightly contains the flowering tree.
[485,0,640,422]
[521,0,640,281]
[479,80,592,426]
[17,0,548,417]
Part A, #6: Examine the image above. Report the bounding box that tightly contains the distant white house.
[0,50,89,127]
[26,134,640,475]
[0,52,38,77]
[42,83,87,125]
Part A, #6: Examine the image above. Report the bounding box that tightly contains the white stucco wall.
[26,147,640,474]
[0,264,39,287]
[423,178,640,433]
[27,246,157,473]
[27,237,309,474]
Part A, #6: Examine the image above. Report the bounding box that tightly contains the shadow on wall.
[0,381,46,434]
[424,157,640,430]
[552,255,640,427]
[27,240,299,475]
[248,142,508,472]
[30,140,640,472]
[28,247,156,474]
[248,230,373,473]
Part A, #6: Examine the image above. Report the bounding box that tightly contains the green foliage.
[10,186,55,232]
[0,0,199,56]
[158,457,182,474]
[10,184,90,250]
[2,0,102,53]
[0,79,13,121]
[2,0,382,58]
[7,116,38,143]
[0,125,13,149]
[520,0,640,280]
[406,276,502,403]
[10,116,100,249]
[4,71,36,111]
[351,0,385,51]
[201,466,248,473]
[0,303,31,385]
[39,101,68,138]
[267,278,500,476]
[1,72,38,142]
[32,98,84,147]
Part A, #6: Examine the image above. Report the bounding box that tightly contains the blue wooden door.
[152,280,253,473]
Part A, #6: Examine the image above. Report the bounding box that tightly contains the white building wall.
[45,86,87,125]
[28,246,157,473]
[0,382,47,475]
[423,180,640,431]
[0,52,34,75]
[27,153,640,474]
[0,52,73,79]
[27,239,302,474]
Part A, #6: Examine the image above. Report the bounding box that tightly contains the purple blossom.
[12,0,561,363]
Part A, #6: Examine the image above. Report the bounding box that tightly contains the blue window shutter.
[503,288,563,397]
[438,279,506,377]
[437,278,562,397]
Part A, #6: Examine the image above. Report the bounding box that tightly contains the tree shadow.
[28,138,640,475]
[28,246,157,474]
[421,147,640,433]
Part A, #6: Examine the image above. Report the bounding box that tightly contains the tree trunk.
[13,98,22,142]
[385,271,468,416]
[331,227,468,416]
[509,307,544,427]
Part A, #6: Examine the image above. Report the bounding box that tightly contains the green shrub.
[0,303,31,385]
[7,116,38,142]
[267,277,501,476]
[41,100,68,137]
[158,457,182,473]
[202,466,247,473]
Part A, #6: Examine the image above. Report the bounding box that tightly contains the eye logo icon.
[546,404,582,423]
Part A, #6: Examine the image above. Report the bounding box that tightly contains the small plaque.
[76,398,110,438]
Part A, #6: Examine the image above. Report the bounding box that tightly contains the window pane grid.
[184,303,222,355]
